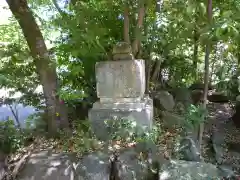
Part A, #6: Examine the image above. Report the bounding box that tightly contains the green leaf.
[222,11,232,18]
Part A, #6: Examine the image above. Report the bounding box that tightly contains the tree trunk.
[193,28,199,80]
[9,104,21,128]
[123,5,130,44]
[6,0,69,135]
[132,2,146,57]
[198,0,212,151]
[151,60,162,82]
[146,0,163,90]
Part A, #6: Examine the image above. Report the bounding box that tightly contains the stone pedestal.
[88,59,153,140]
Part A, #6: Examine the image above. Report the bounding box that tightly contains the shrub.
[0,119,25,153]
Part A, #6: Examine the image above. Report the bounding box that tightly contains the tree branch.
[52,0,66,16]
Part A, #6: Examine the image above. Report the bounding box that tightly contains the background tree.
[5,0,69,135]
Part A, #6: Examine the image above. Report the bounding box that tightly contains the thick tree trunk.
[6,0,69,135]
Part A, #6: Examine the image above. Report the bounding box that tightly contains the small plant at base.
[184,104,207,130]
[104,117,161,148]
[58,119,100,155]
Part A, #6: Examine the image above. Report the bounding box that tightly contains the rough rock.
[154,91,175,111]
[0,162,6,180]
[217,165,237,178]
[212,128,225,164]
[171,88,192,107]
[112,42,134,61]
[17,150,78,180]
[117,149,148,180]
[210,104,240,172]
[16,149,239,180]
[112,42,132,54]
[191,89,203,105]
[159,160,220,180]
[207,92,229,103]
[76,152,110,180]
[231,102,240,128]
[161,111,184,129]
[174,136,201,162]
[236,95,240,102]
[188,82,213,91]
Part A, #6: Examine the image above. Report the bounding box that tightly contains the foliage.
[56,118,161,155]
[2,0,240,158]
[184,104,207,130]
[0,119,29,154]
[1,0,240,105]
[104,117,161,145]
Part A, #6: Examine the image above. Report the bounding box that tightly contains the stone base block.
[88,96,153,140]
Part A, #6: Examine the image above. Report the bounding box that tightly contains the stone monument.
[88,42,153,140]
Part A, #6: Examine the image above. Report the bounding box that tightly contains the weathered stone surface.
[174,136,201,162]
[153,91,175,111]
[95,60,145,99]
[117,149,147,180]
[93,98,150,110]
[112,42,132,54]
[188,82,213,91]
[217,165,236,178]
[212,127,225,164]
[0,152,6,180]
[161,111,184,129]
[0,162,6,180]
[89,96,153,140]
[113,54,134,61]
[207,92,229,103]
[171,87,192,107]
[75,152,110,180]
[16,150,236,180]
[17,150,78,180]
[159,160,220,179]
[236,95,240,101]
[210,104,240,172]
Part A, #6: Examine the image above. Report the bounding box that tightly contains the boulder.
[171,88,192,107]
[117,149,148,180]
[16,149,236,180]
[0,151,6,180]
[236,95,240,102]
[161,111,184,129]
[76,152,110,180]
[159,160,220,179]
[217,165,237,178]
[191,89,203,105]
[173,136,201,162]
[153,91,175,111]
[17,150,78,180]
[231,102,240,128]
[208,92,229,103]
[188,82,213,91]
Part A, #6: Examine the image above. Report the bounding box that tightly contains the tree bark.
[9,104,21,128]
[123,5,130,44]
[146,0,162,90]
[132,2,146,56]
[193,28,199,80]
[198,0,212,151]
[6,0,69,135]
